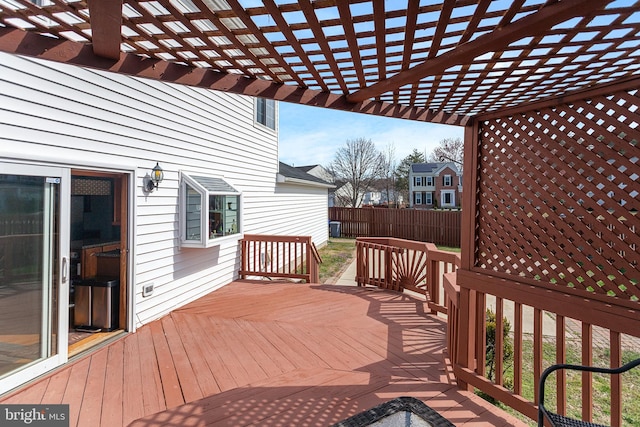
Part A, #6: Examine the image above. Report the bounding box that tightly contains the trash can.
[73,277,119,331]
[73,279,92,328]
[91,277,119,331]
[329,221,341,238]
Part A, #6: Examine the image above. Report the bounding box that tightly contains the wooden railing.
[239,234,321,283]
[355,237,460,314]
[446,270,640,426]
[356,235,640,425]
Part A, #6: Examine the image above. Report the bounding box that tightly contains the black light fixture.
[146,162,164,192]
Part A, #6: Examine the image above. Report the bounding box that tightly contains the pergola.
[0,0,636,124]
[1,0,639,425]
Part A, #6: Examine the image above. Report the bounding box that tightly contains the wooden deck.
[1,281,528,426]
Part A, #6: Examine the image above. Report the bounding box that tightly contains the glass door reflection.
[0,174,59,378]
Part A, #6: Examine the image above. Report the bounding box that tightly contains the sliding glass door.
[0,163,69,393]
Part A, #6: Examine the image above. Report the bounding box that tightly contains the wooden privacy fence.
[239,234,321,283]
[329,207,461,248]
[355,237,461,316]
[0,214,43,283]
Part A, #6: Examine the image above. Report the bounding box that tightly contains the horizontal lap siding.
[260,185,330,248]
[0,52,293,326]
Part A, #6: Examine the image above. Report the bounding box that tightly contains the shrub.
[485,308,514,383]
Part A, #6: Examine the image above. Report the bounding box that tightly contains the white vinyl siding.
[0,52,325,327]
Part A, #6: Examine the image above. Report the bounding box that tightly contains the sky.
[277,101,464,168]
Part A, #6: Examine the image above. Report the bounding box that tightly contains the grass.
[317,238,356,284]
[485,340,640,426]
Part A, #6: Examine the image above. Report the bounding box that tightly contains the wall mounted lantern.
[146,162,164,192]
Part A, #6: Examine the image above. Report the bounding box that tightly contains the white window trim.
[425,192,433,204]
[444,175,452,186]
[415,192,422,204]
[180,172,242,248]
[441,190,455,207]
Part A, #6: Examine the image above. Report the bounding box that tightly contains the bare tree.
[428,137,464,171]
[380,143,397,207]
[330,138,383,208]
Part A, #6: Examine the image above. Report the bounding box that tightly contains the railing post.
[385,245,393,291]
[305,237,311,283]
[355,239,363,286]
[456,282,476,391]
[240,238,246,279]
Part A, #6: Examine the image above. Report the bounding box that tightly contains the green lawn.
[317,238,356,284]
[487,340,640,426]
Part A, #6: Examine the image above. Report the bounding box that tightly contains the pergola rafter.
[0,0,635,121]
[347,0,609,103]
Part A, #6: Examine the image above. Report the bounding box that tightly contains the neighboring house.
[364,181,404,207]
[276,163,334,224]
[0,52,329,393]
[296,164,334,183]
[333,181,366,208]
[409,162,462,209]
[362,189,382,206]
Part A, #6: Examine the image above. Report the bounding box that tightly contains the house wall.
[0,52,325,327]
[409,164,461,208]
[271,184,329,247]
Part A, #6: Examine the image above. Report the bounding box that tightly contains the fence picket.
[329,207,461,248]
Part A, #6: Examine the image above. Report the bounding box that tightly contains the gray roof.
[411,163,441,173]
[296,165,317,173]
[278,162,333,186]
[191,175,238,193]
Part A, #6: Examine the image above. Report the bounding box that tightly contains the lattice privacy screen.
[475,88,638,302]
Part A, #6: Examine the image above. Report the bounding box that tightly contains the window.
[415,192,422,204]
[414,176,422,186]
[425,192,433,204]
[256,98,275,130]
[181,173,241,248]
[426,176,434,186]
[444,192,452,204]
[443,175,452,186]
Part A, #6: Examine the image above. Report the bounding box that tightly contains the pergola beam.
[0,27,467,126]
[347,0,609,104]
[87,0,122,60]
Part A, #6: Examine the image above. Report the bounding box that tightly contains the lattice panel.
[475,88,639,302]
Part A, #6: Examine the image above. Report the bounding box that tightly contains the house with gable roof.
[409,162,462,209]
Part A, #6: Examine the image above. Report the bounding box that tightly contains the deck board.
[1,281,529,426]
[101,340,124,427]
[135,326,165,415]
[160,316,204,403]
[77,346,108,427]
[122,334,145,426]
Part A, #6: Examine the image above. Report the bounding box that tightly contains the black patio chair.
[538,357,640,427]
